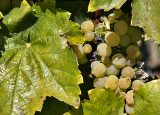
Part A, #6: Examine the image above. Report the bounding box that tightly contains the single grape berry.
[78,55,88,64]
[126,56,136,67]
[91,61,100,69]
[92,63,107,78]
[114,20,128,35]
[97,43,112,57]
[101,56,110,65]
[125,103,134,115]
[126,90,134,105]
[114,9,123,18]
[121,66,135,79]
[93,77,108,88]
[119,35,130,47]
[104,75,119,90]
[83,44,92,54]
[84,31,95,41]
[118,77,131,89]
[105,32,120,46]
[70,45,84,59]
[112,53,127,68]
[126,45,140,58]
[81,21,94,33]
[106,62,120,76]
[132,80,144,91]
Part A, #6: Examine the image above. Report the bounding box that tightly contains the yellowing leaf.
[88,0,127,12]
[131,0,160,44]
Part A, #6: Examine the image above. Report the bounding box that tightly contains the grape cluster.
[70,9,144,115]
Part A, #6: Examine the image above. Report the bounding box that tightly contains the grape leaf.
[88,0,127,12]
[38,0,56,13]
[2,0,35,33]
[131,0,160,44]
[134,79,160,114]
[81,89,125,115]
[0,8,84,115]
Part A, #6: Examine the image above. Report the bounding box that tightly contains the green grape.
[92,63,107,78]
[112,53,126,68]
[114,20,128,35]
[93,77,108,88]
[120,92,126,100]
[104,75,119,90]
[91,61,100,69]
[0,0,11,10]
[126,45,140,58]
[81,21,94,33]
[108,13,117,24]
[126,90,134,105]
[125,103,134,115]
[126,56,136,67]
[83,44,92,54]
[127,26,142,42]
[105,32,120,46]
[132,80,144,91]
[78,55,88,64]
[119,35,130,47]
[0,12,3,19]
[121,66,135,79]
[101,56,110,65]
[136,51,142,61]
[97,43,112,57]
[12,0,22,8]
[106,62,120,76]
[84,31,95,41]
[70,45,84,59]
[114,9,123,18]
[118,77,131,89]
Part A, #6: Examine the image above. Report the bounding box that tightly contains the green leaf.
[81,89,125,115]
[0,9,83,115]
[131,0,160,44]
[2,0,34,33]
[38,0,56,13]
[134,79,160,114]
[88,0,127,12]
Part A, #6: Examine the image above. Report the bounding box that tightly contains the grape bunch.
[70,9,144,115]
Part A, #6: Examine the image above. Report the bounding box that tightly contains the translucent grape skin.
[70,45,84,59]
[112,53,126,68]
[132,80,144,91]
[126,90,134,105]
[114,20,128,35]
[119,35,130,47]
[127,26,142,42]
[126,45,140,58]
[101,56,110,65]
[106,62,120,76]
[104,75,119,90]
[83,44,92,54]
[92,63,107,78]
[114,9,123,18]
[91,61,100,69]
[105,32,120,46]
[78,55,88,64]
[126,56,136,67]
[118,77,131,89]
[125,103,134,115]
[93,77,108,88]
[81,21,94,33]
[120,92,126,100]
[84,31,95,41]
[97,43,112,57]
[121,66,135,79]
